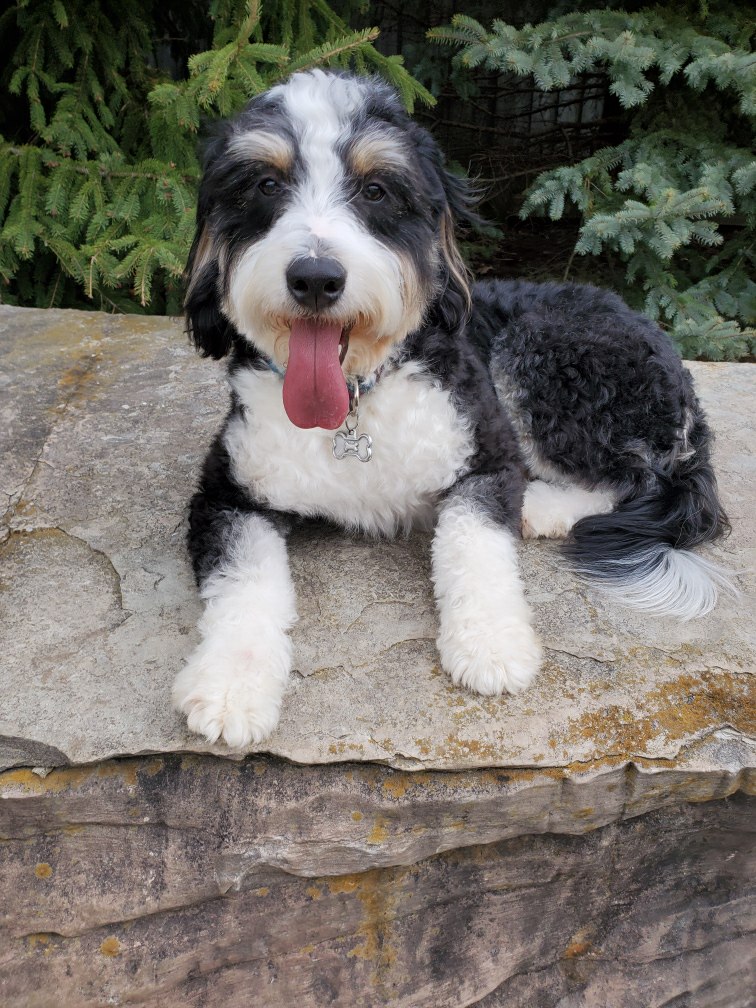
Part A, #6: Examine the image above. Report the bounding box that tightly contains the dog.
[173,69,732,748]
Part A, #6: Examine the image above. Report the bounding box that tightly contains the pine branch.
[431,4,755,358]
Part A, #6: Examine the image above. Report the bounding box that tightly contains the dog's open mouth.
[282,319,351,430]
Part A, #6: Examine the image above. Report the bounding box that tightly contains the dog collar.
[264,356,383,396]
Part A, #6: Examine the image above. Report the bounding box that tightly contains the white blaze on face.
[274,70,366,224]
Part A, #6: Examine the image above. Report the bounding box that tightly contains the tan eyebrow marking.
[348,131,412,176]
[228,130,294,171]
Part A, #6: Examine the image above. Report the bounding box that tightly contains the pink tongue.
[282,320,349,430]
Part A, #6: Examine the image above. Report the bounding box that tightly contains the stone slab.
[1,305,755,773]
[0,757,753,1007]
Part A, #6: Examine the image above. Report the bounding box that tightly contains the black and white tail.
[564,420,735,619]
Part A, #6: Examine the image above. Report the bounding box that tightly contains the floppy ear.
[413,126,479,334]
[184,133,238,360]
[437,174,475,333]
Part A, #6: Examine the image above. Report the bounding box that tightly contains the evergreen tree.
[0,0,432,313]
[432,3,755,359]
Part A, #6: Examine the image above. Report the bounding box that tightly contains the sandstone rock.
[0,757,753,1007]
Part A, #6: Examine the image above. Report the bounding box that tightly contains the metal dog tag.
[333,426,373,462]
[333,385,372,462]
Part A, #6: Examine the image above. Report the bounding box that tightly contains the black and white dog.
[173,69,731,748]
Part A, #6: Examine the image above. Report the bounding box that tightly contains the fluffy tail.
[563,438,735,620]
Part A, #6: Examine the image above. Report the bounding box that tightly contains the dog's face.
[185,70,472,429]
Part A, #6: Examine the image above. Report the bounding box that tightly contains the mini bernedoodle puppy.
[173,69,732,747]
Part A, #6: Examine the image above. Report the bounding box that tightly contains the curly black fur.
[465,278,730,590]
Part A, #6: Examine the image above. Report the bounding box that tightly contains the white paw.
[438,619,542,696]
[522,480,615,539]
[521,481,571,539]
[172,637,291,748]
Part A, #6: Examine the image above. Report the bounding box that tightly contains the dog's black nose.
[286,257,346,312]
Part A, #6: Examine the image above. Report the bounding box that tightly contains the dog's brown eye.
[258,177,281,196]
[363,182,385,202]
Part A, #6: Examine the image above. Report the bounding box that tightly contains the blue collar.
[264,356,382,395]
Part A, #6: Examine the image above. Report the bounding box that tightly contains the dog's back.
[476,278,733,617]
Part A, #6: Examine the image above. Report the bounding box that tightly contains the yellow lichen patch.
[367,818,389,845]
[99,937,121,957]
[373,738,395,753]
[446,694,467,709]
[562,924,596,959]
[306,885,322,901]
[328,876,359,895]
[27,934,50,951]
[381,776,409,799]
[301,944,316,955]
[98,762,139,787]
[57,355,101,403]
[351,810,364,822]
[1,759,147,797]
[327,740,366,756]
[565,938,593,957]
[353,766,382,786]
[34,862,53,879]
[1,765,93,796]
[12,498,37,520]
[345,869,406,995]
[434,735,506,763]
[551,669,754,758]
[254,887,270,897]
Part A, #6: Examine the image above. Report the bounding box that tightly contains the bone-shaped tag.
[333,430,373,462]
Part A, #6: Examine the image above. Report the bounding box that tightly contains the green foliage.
[0,0,433,313]
[431,4,755,359]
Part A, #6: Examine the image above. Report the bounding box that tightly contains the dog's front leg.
[431,486,542,696]
[173,507,296,748]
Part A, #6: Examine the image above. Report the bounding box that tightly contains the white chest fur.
[224,362,474,536]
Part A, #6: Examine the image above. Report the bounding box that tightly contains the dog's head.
[185,69,475,429]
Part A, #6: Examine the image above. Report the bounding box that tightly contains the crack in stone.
[1,816,209,843]
[141,564,167,590]
[351,637,436,670]
[15,884,229,943]
[545,646,615,664]
[3,524,128,615]
[341,598,420,635]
